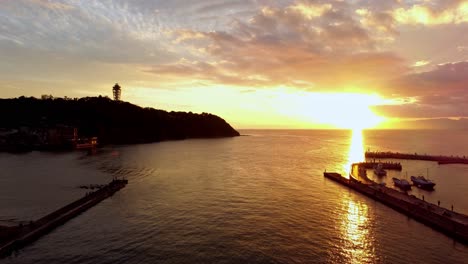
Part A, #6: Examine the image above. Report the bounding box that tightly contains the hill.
[0,96,240,150]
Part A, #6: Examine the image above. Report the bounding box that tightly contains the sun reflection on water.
[344,129,365,177]
[340,199,375,264]
[337,129,376,263]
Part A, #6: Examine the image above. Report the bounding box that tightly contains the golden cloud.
[148,2,407,91]
[393,1,468,25]
[412,60,430,67]
[289,3,333,19]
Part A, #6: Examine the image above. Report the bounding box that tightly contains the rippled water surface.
[1,130,468,263]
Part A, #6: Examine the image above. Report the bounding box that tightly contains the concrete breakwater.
[354,161,402,170]
[366,151,468,165]
[324,171,468,244]
[0,179,128,257]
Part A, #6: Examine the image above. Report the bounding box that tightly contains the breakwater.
[354,161,402,170]
[0,179,128,257]
[324,171,468,243]
[366,151,468,165]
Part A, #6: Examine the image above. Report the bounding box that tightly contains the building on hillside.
[113,83,121,101]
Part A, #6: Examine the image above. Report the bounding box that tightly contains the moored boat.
[410,175,435,190]
[373,163,387,176]
[392,177,411,190]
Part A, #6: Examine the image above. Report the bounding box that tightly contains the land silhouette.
[0,96,240,151]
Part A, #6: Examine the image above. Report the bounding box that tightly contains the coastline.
[0,96,240,153]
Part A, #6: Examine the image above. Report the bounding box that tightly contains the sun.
[310,93,386,129]
[277,91,386,129]
[330,104,385,130]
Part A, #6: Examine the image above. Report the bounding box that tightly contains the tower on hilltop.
[112,83,121,101]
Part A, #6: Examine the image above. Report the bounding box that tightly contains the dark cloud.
[372,101,468,118]
[381,117,468,129]
[387,61,468,97]
[373,61,468,118]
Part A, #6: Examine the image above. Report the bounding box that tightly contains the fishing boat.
[373,163,387,176]
[410,175,435,190]
[392,177,411,191]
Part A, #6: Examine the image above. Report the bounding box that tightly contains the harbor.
[324,165,468,243]
[0,179,128,257]
[366,151,468,165]
[1,130,468,263]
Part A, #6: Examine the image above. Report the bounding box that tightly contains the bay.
[1,130,468,263]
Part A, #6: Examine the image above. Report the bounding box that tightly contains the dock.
[354,161,402,170]
[324,169,468,243]
[366,151,468,165]
[0,179,128,257]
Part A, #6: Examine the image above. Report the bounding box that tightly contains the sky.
[1,0,468,129]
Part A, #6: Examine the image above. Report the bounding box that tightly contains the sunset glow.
[274,91,386,129]
[2,1,468,262]
[345,129,365,175]
[1,0,468,129]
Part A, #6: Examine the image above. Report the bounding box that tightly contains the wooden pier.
[366,151,468,165]
[0,179,128,257]
[324,170,468,243]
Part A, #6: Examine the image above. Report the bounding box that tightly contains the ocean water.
[1,129,468,263]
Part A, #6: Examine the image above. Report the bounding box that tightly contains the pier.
[324,168,468,243]
[354,161,402,170]
[0,179,128,257]
[366,151,468,165]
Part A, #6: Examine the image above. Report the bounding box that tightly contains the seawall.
[324,172,468,243]
[354,161,402,170]
[366,151,468,165]
[0,179,128,257]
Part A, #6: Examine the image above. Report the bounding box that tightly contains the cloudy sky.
[1,0,468,128]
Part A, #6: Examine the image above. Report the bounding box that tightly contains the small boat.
[373,163,387,176]
[410,175,435,190]
[392,177,411,190]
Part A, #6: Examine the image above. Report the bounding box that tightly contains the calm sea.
[1,130,468,263]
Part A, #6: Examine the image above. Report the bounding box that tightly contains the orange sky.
[1,0,468,129]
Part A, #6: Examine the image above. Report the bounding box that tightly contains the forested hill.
[0,96,240,145]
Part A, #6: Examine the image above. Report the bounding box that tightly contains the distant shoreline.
[0,96,240,153]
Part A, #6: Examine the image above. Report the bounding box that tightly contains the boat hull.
[392,178,411,191]
[411,176,436,190]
